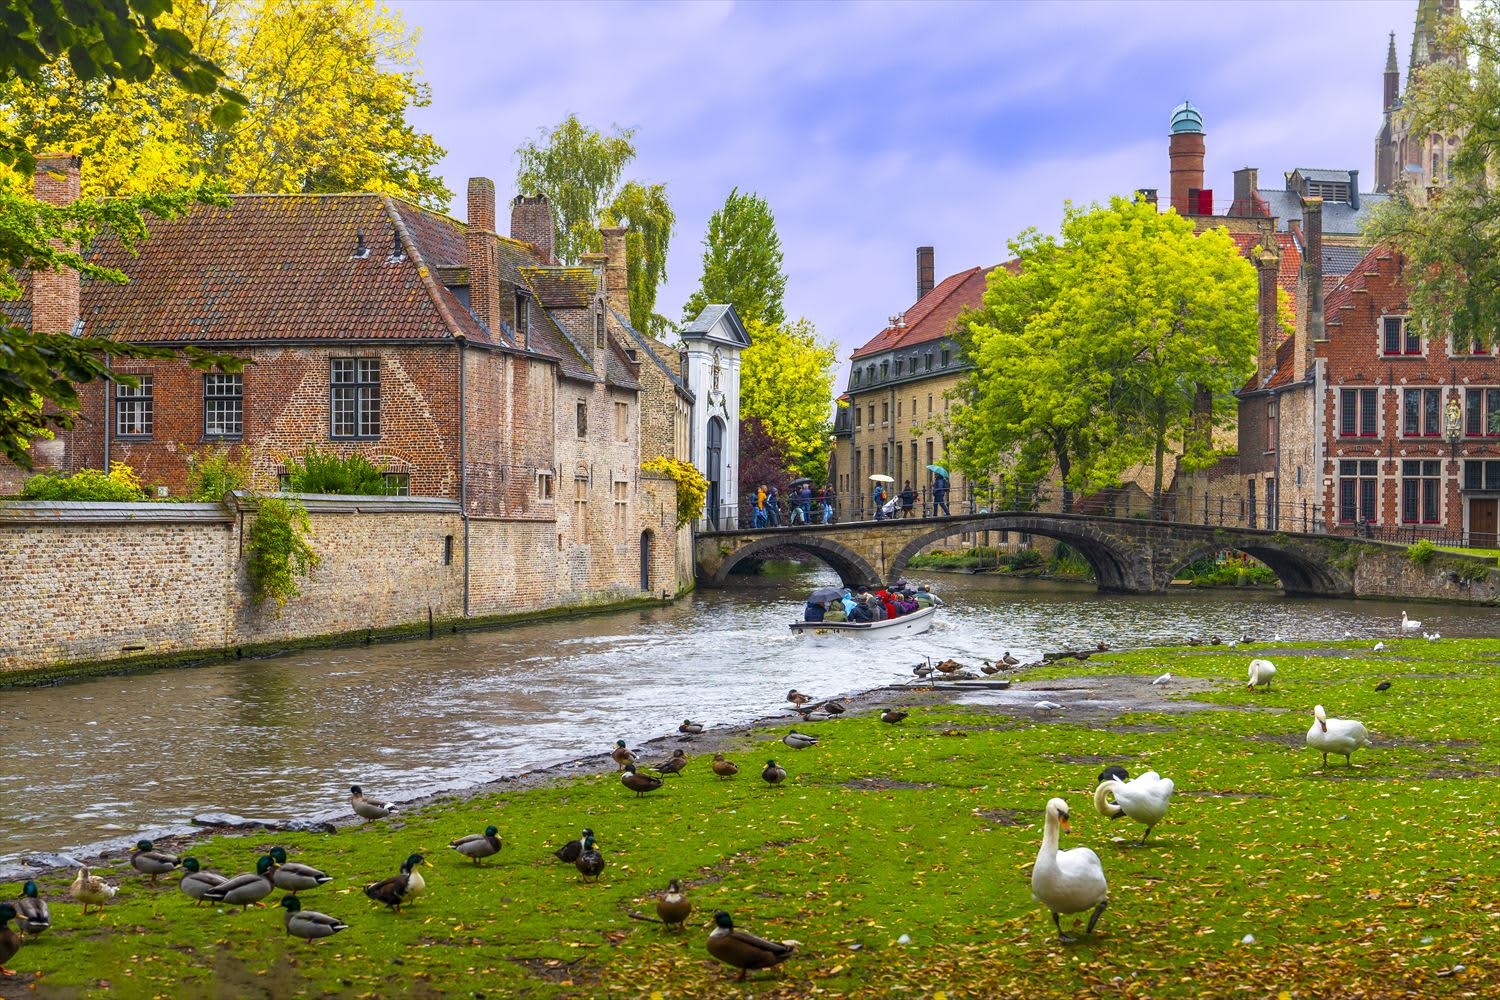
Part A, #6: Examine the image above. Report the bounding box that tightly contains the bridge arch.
[709,534,880,589]
[886,515,1152,592]
[1154,539,1353,597]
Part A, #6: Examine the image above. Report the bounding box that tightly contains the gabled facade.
[679,303,749,528]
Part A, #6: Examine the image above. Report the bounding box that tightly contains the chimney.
[30,153,82,335]
[1255,246,1281,386]
[600,226,629,319]
[1168,101,1206,216]
[916,246,935,301]
[510,194,555,264]
[1348,169,1360,209]
[1294,198,1324,383]
[1232,167,1259,216]
[464,177,501,336]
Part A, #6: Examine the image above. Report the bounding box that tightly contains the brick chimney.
[1294,197,1324,383]
[465,177,501,336]
[600,226,629,319]
[1255,245,1281,386]
[510,194,554,264]
[916,246,934,301]
[30,153,82,335]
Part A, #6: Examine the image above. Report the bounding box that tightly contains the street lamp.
[1445,396,1463,458]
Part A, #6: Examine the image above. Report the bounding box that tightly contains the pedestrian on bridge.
[820,486,835,524]
[899,482,917,518]
[933,472,950,516]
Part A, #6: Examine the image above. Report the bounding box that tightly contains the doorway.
[706,416,724,529]
[640,530,653,591]
[1472,498,1498,548]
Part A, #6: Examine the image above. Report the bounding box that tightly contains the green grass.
[1438,545,1500,565]
[13,639,1500,996]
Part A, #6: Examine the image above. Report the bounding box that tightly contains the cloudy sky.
[396,0,1419,376]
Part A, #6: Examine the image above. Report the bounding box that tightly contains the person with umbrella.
[929,465,950,516]
[870,474,894,521]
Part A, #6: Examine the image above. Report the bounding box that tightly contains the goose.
[1247,659,1277,692]
[1400,611,1421,630]
[12,881,49,937]
[1094,770,1175,844]
[1374,642,1387,652]
[575,836,605,883]
[1031,797,1108,942]
[711,753,739,779]
[349,785,397,821]
[611,740,637,770]
[706,910,798,982]
[1151,673,1172,686]
[1306,704,1370,768]
[201,855,277,911]
[653,749,690,777]
[0,904,19,977]
[782,731,819,750]
[621,764,663,797]
[364,854,428,912]
[786,689,813,707]
[761,759,787,787]
[656,878,691,930]
[281,895,348,943]
[130,839,180,881]
[880,707,908,724]
[678,719,704,735]
[269,847,331,893]
[553,828,594,864]
[177,858,227,905]
[70,865,116,915]
[449,826,502,865]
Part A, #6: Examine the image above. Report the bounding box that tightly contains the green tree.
[605,180,675,334]
[681,187,786,327]
[740,318,838,482]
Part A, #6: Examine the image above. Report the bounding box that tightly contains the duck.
[706,910,798,982]
[364,854,428,912]
[678,720,705,735]
[711,754,740,779]
[553,828,594,864]
[656,878,691,930]
[130,839,180,882]
[790,705,817,721]
[653,749,689,777]
[1400,611,1422,630]
[782,731,819,750]
[269,847,332,893]
[1094,770,1175,844]
[1002,652,1021,666]
[177,857,228,906]
[1031,797,1109,942]
[1375,680,1392,692]
[761,759,787,787]
[1306,704,1370,768]
[611,740,638,770]
[912,662,935,679]
[449,826,502,865]
[349,785,397,821]
[786,689,813,707]
[820,700,846,716]
[935,658,963,674]
[880,708,908,724]
[12,881,49,937]
[575,836,605,883]
[621,764,664,797]
[1247,658,1277,692]
[201,855,277,911]
[1208,635,1222,646]
[0,904,20,977]
[1095,643,1109,653]
[981,662,1002,676]
[281,895,348,943]
[70,865,116,915]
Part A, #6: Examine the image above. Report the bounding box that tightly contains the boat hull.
[790,604,936,638]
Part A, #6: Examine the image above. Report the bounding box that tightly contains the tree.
[515,115,674,332]
[739,318,838,482]
[738,417,792,500]
[1,0,449,208]
[1366,1,1500,350]
[681,187,786,327]
[950,196,1256,510]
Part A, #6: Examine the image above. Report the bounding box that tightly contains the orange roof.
[1228,230,1301,316]
[849,260,1019,360]
[1324,243,1398,328]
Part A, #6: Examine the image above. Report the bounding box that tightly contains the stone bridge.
[694,511,1500,600]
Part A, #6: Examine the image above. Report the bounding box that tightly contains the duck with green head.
[131,839,180,882]
[575,836,604,884]
[610,741,637,770]
[0,903,20,977]
[200,855,277,911]
[269,847,331,893]
[553,828,594,864]
[12,882,48,937]
[365,854,428,913]
[177,858,227,905]
[761,760,787,787]
[621,764,663,797]
[449,826,502,865]
[281,895,348,943]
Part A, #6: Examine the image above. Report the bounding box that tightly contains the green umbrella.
[927,465,948,477]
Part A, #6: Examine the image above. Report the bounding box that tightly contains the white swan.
[1306,704,1370,768]
[1094,770,1175,844]
[1031,797,1108,942]
[1247,659,1277,692]
[1400,611,1421,630]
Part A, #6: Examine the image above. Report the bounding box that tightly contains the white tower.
[680,305,749,529]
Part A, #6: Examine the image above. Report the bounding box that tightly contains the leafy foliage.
[283,448,392,496]
[641,455,707,528]
[185,446,250,502]
[681,187,787,327]
[245,495,319,608]
[740,317,838,482]
[737,416,793,499]
[1406,538,1438,566]
[604,180,675,334]
[18,462,145,501]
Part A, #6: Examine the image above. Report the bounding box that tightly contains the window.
[881,402,889,424]
[574,477,589,543]
[593,309,604,350]
[866,365,875,384]
[895,443,903,477]
[576,400,588,438]
[1339,387,1379,438]
[1452,330,1490,357]
[382,472,410,496]
[1247,479,1257,528]
[203,374,243,438]
[614,401,629,441]
[1466,388,1500,437]
[1265,477,1278,528]
[443,534,453,565]
[516,292,530,345]
[1338,459,1379,524]
[1401,459,1442,524]
[925,440,934,472]
[1464,460,1500,491]
[853,369,861,387]
[894,358,903,376]
[896,399,902,420]
[940,349,951,367]
[1402,388,1442,437]
[330,358,380,438]
[867,405,874,426]
[115,377,153,437]
[927,394,933,414]
[853,407,861,429]
[924,353,933,371]
[613,480,629,532]
[1265,398,1278,453]
[537,470,554,500]
[881,361,889,380]
[1382,315,1420,356]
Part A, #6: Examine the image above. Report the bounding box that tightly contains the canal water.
[4,569,1498,867]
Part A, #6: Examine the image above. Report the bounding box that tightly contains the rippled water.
[3,569,1496,865]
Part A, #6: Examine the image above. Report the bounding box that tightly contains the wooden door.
[1471,499,1498,548]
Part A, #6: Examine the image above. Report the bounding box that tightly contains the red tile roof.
[1323,243,1397,328]
[849,261,1018,360]
[1228,230,1301,317]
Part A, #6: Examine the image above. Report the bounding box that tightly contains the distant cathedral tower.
[1375,0,1462,195]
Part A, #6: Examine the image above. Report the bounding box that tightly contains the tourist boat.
[790,603,937,638]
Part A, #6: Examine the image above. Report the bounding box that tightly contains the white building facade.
[681,304,749,529]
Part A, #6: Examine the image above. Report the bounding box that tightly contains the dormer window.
[880,361,889,380]
[852,369,861,387]
[894,358,903,376]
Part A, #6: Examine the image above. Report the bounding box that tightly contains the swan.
[1306,704,1370,768]
[1094,770,1175,844]
[1247,659,1277,692]
[1400,612,1421,630]
[1031,797,1108,942]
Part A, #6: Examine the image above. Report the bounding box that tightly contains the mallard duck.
[913,662,934,679]
[786,689,812,707]
[611,740,638,770]
[791,705,816,722]
[656,878,691,930]
[575,836,605,883]
[706,910,798,981]
[269,847,331,893]
[621,764,663,797]
[0,904,20,977]
[70,865,116,915]
[880,708,908,724]
[177,858,228,906]
[349,785,397,821]
[761,759,786,787]
[12,881,49,937]
[711,753,739,779]
[980,662,1001,675]
[653,749,689,777]
[553,828,594,864]
[281,895,348,943]
[782,731,818,750]
[678,720,704,735]
[1094,643,1108,653]
[820,700,846,716]
[201,855,277,911]
[131,839,180,882]
[450,826,502,865]
[1002,652,1021,666]
[935,658,962,674]
[364,854,428,913]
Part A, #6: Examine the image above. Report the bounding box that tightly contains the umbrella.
[869,474,895,483]
[808,587,846,604]
[927,464,948,477]
[789,477,813,486]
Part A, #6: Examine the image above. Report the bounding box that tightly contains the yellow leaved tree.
[740,318,838,482]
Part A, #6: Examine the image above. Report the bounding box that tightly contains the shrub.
[1406,539,1437,566]
[642,455,708,528]
[245,496,320,609]
[284,448,391,495]
[19,463,146,502]
[1002,548,1044,571]
[186,446,250,502]
[1048,542,1095,579]
[1454,559,1492,583]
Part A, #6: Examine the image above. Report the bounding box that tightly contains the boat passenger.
[841,592,859,617]
[824,601,847,623]
[867,595,887,622]
[803,600,827,623]
[848,600,874,624]
[915,584,944,607]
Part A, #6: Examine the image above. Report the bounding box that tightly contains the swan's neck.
[1039,813,1060,862]
[1094,782,1124,817]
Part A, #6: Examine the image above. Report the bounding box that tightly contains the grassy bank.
[9,638,1500,997]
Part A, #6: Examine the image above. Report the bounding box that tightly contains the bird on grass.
[621,764,664,798]
[1003,652,1022,666]
[1374,642,1387,652]
[269,847,331,894]
[1097,765,1130,784]
[711,754,739,779]
[819,700,846,716]
[880,707,909,724]
[782,731,819,750]
[1094,770,1175,844]
[786,689,813,707]
[656,878,691,930]
[654,749,690,777]
[177,858,227,906]
[349,785,397,821]
[1033,701,1064,714]
[679,720,705,735]
[281,895,348,943]
[1246,659,1277,692]
[70,865,116,915]
[706,910,798,982]
[611,740,638,770]
[365,854,428,913]
[1424,631,1441,641]
[553,828,594,864]
[12,882,48,938]
[1151,673,1172,686]
[0,904,20,977]
[449,826,502,865]
[761,760,787,787]
[201,855,277,912]
[575,836,605,884]
[1307,705,1370,768]
[131,839,180,882]
[1031,797,1108,943]
[1375,681,1392,692]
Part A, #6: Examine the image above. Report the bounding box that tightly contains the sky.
[394,0,1423,381]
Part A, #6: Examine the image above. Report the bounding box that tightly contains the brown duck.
[610,740,637,770]
[653,749,689,777]
[678,720,704,735]
[786,689,813,707]
[0,904,20,978]
[655,878,691,930]
[761,759,787,787]
[711,753,739,779]
[706,910,798,981]
[621,764,664,797]
[880,708,909,724]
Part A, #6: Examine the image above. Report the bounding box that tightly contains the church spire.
[1385,31,1398,74]
[1384,30,1400,110]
